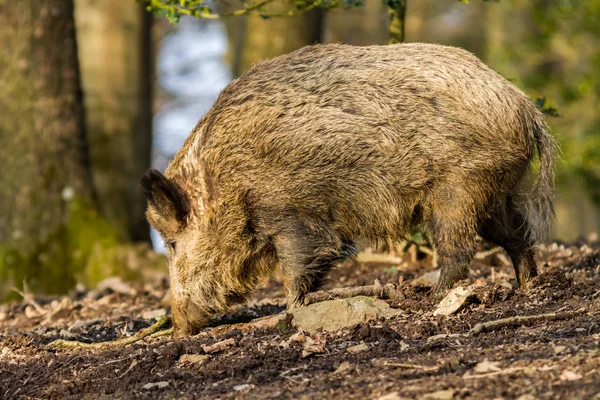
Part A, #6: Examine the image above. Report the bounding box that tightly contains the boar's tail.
[522,110,558,243]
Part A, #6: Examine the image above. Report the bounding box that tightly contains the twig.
[49,316,170,349]
[381,362,438,371]
[304,281,404,306]
[463,367,526,379]
[150,327,174,338]
[12,283,47,316]
[470,309,586,335]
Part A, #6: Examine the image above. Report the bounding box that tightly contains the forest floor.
[1,237,600,400]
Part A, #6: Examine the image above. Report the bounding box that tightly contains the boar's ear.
[140,169,190,224]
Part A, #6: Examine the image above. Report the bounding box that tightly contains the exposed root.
[50,315,171,349]
[470,309,586,335]
[304,280,404,306]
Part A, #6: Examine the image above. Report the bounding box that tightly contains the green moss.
[0,198,167,301]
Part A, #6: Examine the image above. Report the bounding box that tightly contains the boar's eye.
[166,240,176,252]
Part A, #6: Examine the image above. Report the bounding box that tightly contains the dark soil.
[1,239,600,400]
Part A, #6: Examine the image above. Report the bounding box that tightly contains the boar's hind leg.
[479,199,537,288]
[276,229,357,308]
[430,200,479,294]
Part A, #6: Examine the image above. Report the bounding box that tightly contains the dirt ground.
[1,237,600,400]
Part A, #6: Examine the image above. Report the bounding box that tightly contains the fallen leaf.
[473,360,502,374]
[347,343,369,354]
[302,336,326,358]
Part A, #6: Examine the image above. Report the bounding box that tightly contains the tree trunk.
[74,0,154,242]
[0,0,128,298]
[225,10,323,77]
[322,0,388,46]
[388,0,407,44]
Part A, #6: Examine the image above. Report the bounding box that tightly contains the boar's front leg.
[275,224,356,308]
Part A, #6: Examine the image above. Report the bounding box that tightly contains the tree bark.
[224,10,323,77]
[388,0,407,44]
[0,0,129,298]
[74,0,154,242]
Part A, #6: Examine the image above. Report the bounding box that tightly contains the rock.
[179,354,209,365]
[142,309,167,320]
[422,389,456,400]
[95,277,133,295]
[143,381,170,390]
[202,338,235,354]
[412,270,440,287]
[346,343,369,354]
[289,296,402,334]
[433,286,474,316]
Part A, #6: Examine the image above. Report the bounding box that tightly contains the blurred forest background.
[0,0,598,299]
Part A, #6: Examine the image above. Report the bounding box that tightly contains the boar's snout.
[171,296,209,336]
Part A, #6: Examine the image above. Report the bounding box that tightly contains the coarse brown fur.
[141,43,557,335]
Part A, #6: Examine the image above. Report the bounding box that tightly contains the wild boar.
[141,43,557,335]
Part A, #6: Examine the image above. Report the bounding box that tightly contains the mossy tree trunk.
[0,0,125,298]
[387,0,407,44]
[74,0,153,242]
[224,10,323,77]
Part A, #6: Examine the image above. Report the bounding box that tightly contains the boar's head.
[140,169,271,335]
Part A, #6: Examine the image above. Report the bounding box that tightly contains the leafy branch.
[142,0,363,23]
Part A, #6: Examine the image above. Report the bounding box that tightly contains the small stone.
[179,354,209,365]
[346,343,369,354]
[143,381,170,389]
[233,384,254,391]
[560,369,582,381]
[411,269,441,287]
[422,389,456,400]
[142,309,167,320]
[433,286,474,316]
[289,296,402,334]
[96,277,133,295]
